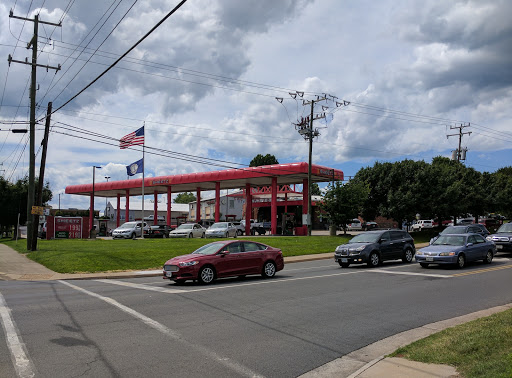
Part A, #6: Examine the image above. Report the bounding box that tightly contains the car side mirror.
[466,243,473,247]
[379,238,386,243]
[220,250,230,256]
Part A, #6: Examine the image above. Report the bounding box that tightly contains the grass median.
[2,235,351,273]
[390,308,512,377]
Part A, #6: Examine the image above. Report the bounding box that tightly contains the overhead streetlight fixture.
[12,129,28,133]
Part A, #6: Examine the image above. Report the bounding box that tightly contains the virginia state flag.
[126,158,143,176]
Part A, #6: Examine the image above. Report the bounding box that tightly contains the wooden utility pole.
[8,12,61,250]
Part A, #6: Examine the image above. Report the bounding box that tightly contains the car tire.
[402,248,414,263]
[456,254,466,269]
[131,233,136,240]
[163,233,167,238]
[224,232,228,238]
[201,233,205,238]
[198,266,215,284]
[338,262,350,268]
[251,229,256,236]
[420,263,429,268]
[262,261,276,278]
[188,233,193,238]
[367,252,380,267]
[483,250,493,264]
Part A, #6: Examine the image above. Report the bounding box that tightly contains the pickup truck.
[240,219,269,235]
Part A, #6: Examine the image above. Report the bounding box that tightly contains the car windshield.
[176,224,193,230]
[349,233,381,243]
[210,223,227,229]
[192,242,226,255]
[497,223,512,233]
[433,235,466,246]
[441,226,466,234]
[118,223,136,229]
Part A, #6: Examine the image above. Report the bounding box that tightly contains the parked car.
[411,220,433,231]
[205,222,238,238]
[38,222,47,239]
[232,221,245,236]
[416,233,495,268]
[364,221,378,230]
[486,223,512,253]
[169,223,205,238]
[163,240,284,284]
[143,225,172,238]
[334,229,416,268]
[430,224,490,244]
[112,221,149,239]
[346,219,363,231]
[143,215,165,222]
[478,218,501,233]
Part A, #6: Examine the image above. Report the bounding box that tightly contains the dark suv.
[334,230,416,268]
[486,223,512,253]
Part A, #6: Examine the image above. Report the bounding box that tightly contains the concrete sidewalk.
[1,241,507,378]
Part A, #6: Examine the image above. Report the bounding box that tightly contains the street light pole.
[105,176,110,218]
[90,166,101,233]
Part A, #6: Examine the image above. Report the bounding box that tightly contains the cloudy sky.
[1,0,511,211]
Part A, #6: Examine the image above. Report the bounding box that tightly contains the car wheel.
[483,250,493,264]
[251,229,256,236]
[456,254,466,269]
[225,232,228,238]
[338,262,350,268]
[188,233,193,238]
[198,266,215,284]
[236,230,242,236]
[420,263,429,268]
[262,261,276,278]
[367,252,380,267]
[201,233,205,238]
[163,233,167,238]
[131,233,136,240]
[402,248,414,263]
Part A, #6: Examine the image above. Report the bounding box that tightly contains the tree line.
[322,157,512,230]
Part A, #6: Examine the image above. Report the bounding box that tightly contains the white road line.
[97,270,364,294]
[369,269,452,278]
[58,280,263,378]
[0,291,36,378]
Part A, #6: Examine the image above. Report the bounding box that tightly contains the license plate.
[496,245,503,250]
[426,257,434,262]
[341,258,348,263]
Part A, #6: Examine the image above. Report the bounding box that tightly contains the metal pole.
[105,176,110,217]
[307,100,314,236]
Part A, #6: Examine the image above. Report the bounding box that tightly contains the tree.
[320,180,369,234]
[174,192,196,204]
[310,182,321,196]
[249,154,279,167]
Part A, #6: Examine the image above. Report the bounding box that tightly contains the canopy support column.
[116,194,120,227]
[125,189,130,223]
[271,177,277,235]
[196,187,201,223]
[153,191,158,225]
[167,186,172,227]
[245,183,252,235]
[215,182,220,222]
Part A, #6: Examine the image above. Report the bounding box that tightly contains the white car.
[412,220,433,231]
[205,222,238,238]
[169,223,205,238]
[346,219,363,231]
[112,222,149,239]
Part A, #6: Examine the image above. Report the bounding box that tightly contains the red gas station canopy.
[65,162,344,198]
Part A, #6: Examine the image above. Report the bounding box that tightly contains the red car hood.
[165,254,203,265]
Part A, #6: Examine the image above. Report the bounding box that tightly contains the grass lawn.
[391,308,512,377]
[1,235,351,273]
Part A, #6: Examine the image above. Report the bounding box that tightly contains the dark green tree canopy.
[249,154,279,167]
[174,192,196,204]
[310,182,321,196]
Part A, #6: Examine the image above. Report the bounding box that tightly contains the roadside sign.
[54,217,83,239]
[31,206,44,215]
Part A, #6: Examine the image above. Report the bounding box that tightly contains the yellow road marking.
[452,264,512,277]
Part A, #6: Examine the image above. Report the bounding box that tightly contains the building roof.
[66,162,343,198]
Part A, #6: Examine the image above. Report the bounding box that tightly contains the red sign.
[54,217,83,239]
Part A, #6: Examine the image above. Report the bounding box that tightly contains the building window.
[229,200,234,209]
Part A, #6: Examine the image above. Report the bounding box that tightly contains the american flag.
[119,126,144,149]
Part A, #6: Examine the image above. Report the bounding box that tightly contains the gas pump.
[98,219,108,237]
[281,213,294,235]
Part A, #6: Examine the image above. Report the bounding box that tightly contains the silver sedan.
[169,223,205,238]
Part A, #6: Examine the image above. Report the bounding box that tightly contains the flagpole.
[141,122,145,238]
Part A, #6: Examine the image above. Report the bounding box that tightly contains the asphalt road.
[1,254,512,378]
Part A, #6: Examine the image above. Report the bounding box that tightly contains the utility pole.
[31,102,52,250]
[447,123,471,162]
[8,11,61,250]
[297,96,326,236]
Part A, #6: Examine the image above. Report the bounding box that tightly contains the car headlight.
[416,250,423,255]
[486,236,492,241]
[354,245,366,252]
[439,252,456,256]
[179,261,199,267]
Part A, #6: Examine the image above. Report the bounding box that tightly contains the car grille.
[164,265,179,272]
[336,249,349,256]
[423,252,438,256]
[492,237,509,242]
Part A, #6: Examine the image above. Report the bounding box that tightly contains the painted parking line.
[369,269,452,278]
[0,291,36,378]
[58,281,263,378]
[452,264,512,277]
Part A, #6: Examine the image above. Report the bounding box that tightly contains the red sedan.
[163,240,284,284]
